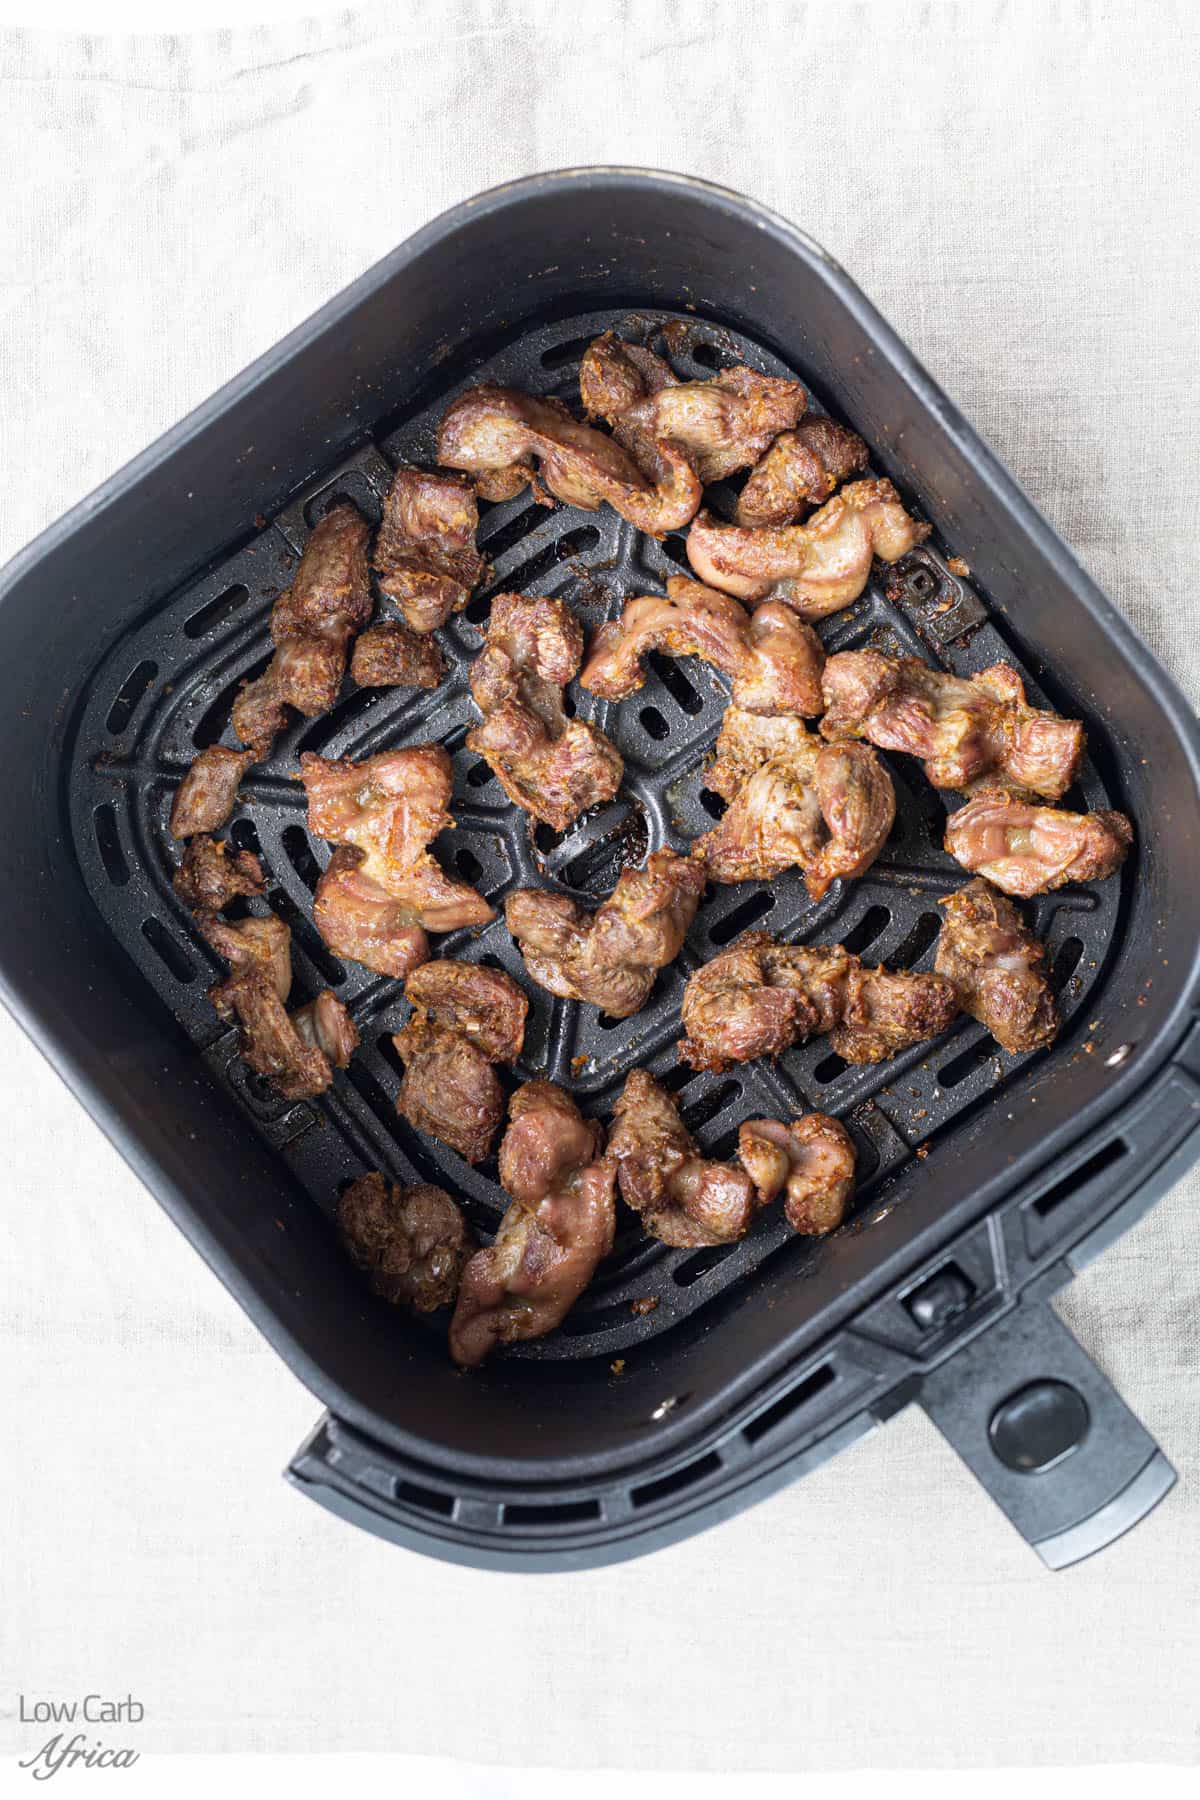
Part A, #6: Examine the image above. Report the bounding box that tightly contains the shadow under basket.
[4,169,1200,1571]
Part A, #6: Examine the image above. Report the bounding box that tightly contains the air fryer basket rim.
[4,166,1200,1569]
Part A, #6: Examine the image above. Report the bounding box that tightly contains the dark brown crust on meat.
[338,1172,474,1312]
[351,622,446,689]
[821,652,1085,799]
[466,592,623,830]
[231,504,373,753]
[737,1115,857,1235]
[172,833,265,910]
[169,747,256,839]
[581,576,825,717]
[944,787,1133,897]
[679,930,957,1072]
[449,1081,615,1366]
[686,479,930,615]
[504,850,706,1019]
[935,878,1059,1053]
[692,709,895,901]
[580,330,807,484]
[373,466,484,633]
[607,1070,757,1248]
[437,383,702,535]
[736,418,870,527]
[392,960,528,1165]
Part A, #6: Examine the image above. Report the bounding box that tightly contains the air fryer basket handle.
[918,1299,1174,1567]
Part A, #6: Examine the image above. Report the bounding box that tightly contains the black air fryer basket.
[4,170,1199,1571]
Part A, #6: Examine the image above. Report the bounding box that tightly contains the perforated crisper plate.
[68,309,1122,1360]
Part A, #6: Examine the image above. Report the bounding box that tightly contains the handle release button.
[989,1380,1090,1473]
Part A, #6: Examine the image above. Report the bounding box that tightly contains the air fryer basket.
[3,170,1199,1571]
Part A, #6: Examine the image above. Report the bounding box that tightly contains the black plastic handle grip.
[918,1299,1175,1567]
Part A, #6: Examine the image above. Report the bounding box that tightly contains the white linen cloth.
[1,0,1198,1771]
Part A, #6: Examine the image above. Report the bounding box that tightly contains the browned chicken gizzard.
[935,879,1059,1054]
[580,576,826,718]
[607,1070,857,1245]
[679,931,958,1072]
[392,960,528,1165]
[232,503,374,753]
[449,1081,616,1367]
[686,479,930,617]
[198,912,359,1101]
[820,652,1086,799]
[371,465,484,634]
[338,1172,475,1314]
[466,592,623,830]
[300,746,494,980]
[505,850,706,1019]
[736,1115,857,1236]
[944,786,1133,898]
[693,708,895,899]
[168,745,257,839]
[437,384,702,534]
[735,418,870,526]
[172,832,265,912]
[579,330,808,484]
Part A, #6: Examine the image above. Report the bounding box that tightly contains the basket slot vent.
[281,825,322,891]
[267,888,345,986]
[394,1478,455,1518]
[841,905,890,957]
[1032,1138,1127,1219]
[502,1498,602,1526]
[681,1078,741,1134]
[743,1363,836,1446]
[478,502,546,558]
[140,917,197,984]
[1050,936,1085,993]
[639,704,669,741]
[183,583,251,639]
[937,1038,994,1089]
[93,804,130,887]
[295,686,380,756]
[891,910,941,969]
[647,651,703,716]
[106,660,158,735]
[813,1052,848,1084]
[710,890,774,945]
[631,1450,722,1508]
[699,788,727,821]
[673,1244,737,1288]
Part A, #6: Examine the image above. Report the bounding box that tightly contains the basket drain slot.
[710,891,775,945]
[140,917,197,984]
[813,1052,848,1085]
[681,1079,741,1134]
[1050,936,1085,993]
[106,660,158,735]
[282,825,322,891]
[93,804,130,887]
[184,583,251,639]
[1032,1138,1127,1219]
[647,651,703,716]
[639,705,669,741]
[394,1478,454,1518]
[938,1039,994,1089]
[631,1451,722,1508]
[673,1244,738,1287]
[743,1363,836,1446]
[502,1497,602,1526]
[841,905,891,957]
[891,910,941,968]
[268,889,344,986]
[194,655,269,750]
